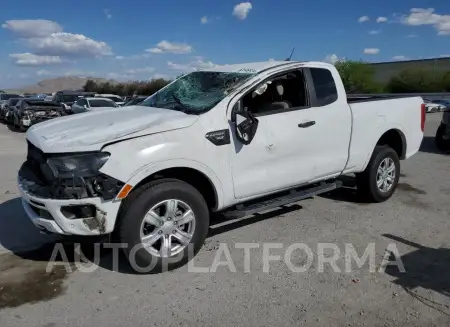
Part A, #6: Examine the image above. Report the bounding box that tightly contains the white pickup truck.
[18,60,425,272]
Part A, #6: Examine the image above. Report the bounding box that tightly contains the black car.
[0,97,23,121]
[11,99,66,131]
[435,107,450,152]
[0,93,21,118]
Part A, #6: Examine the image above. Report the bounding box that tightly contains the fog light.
[61,205,96,219]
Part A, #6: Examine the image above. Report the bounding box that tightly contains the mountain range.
[4,77,118,94]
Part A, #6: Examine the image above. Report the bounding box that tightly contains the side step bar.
[223,180,343,219]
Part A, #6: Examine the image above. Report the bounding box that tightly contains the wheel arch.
[121,160,224,212]
[362,128,407,171]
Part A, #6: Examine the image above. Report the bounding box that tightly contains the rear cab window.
[308,68,338,106]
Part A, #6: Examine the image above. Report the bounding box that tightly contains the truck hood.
[26,105,199,153]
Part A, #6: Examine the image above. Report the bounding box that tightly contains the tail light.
[421,103,425,132]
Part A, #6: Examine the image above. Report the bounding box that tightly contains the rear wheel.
[118,179,209,273]
[356,146,400,203]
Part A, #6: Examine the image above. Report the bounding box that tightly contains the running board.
[223,180,343,219]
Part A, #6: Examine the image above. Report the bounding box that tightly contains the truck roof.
[199,60,331,74]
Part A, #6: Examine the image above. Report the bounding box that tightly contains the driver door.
[230,69,317,199]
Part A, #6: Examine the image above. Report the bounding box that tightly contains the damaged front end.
[19,141,125,232]
[21,109,63,128]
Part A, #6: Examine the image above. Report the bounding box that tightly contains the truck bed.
[347,94,419,104]
[343,95,424,175]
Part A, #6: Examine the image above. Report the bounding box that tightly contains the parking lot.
[0,113,449,327]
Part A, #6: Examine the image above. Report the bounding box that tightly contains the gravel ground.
[0,113,449,327]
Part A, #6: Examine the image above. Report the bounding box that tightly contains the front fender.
[124,159,225,209]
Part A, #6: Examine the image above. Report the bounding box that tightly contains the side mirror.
[231,101,259,145]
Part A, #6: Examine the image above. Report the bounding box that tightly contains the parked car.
[0,93,21,113]
[17,60,424,272]
[53,90,97,114]
[11,99,65,131]
[423,99,446,113]
[123,96,148,106]
[432,99,450,111]
[4,99,23,124]
[95,94,125,106]
[123,96,134,103]
[435,106,450,152]
[0,97,23,121]
[71,97,119,114]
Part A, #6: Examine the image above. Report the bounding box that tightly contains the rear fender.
[361,125,407,171]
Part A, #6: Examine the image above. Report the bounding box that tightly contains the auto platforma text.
[46,242,405,274]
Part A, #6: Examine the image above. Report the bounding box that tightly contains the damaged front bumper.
[17,162,124,236]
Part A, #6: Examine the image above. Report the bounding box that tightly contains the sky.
[0,0,449,88]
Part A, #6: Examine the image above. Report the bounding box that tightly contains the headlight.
[46,152,110,179]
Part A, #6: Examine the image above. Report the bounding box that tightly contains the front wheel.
[356,145,400,203]
[117,179,210,273]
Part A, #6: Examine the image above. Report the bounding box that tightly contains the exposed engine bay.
[19,141,125,201]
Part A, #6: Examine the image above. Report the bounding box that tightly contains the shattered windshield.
[140,71,255,114]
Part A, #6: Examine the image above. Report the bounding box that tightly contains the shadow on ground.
[0,195,302,279]
[383,234,450,316]
[419,136,449,155]
[0,197,58,253]
[319,175,370,205]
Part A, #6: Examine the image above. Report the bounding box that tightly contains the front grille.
[28,203,54,220]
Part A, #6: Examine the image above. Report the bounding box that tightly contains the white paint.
[21,60,424,236]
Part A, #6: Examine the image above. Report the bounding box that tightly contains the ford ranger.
[17,60,425,272]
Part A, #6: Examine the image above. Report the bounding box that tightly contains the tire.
[435,125,447,151]
[117,178,209,273]
[356,145,400,203]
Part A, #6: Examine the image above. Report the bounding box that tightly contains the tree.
[335,60,383,94]
[83,80,98,92]
[82,78,172,96]
[440,72,450,92]
[386,69,441,93]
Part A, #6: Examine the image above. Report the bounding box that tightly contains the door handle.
[298,121,316,128]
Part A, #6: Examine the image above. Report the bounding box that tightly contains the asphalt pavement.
[0,113,449,327]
